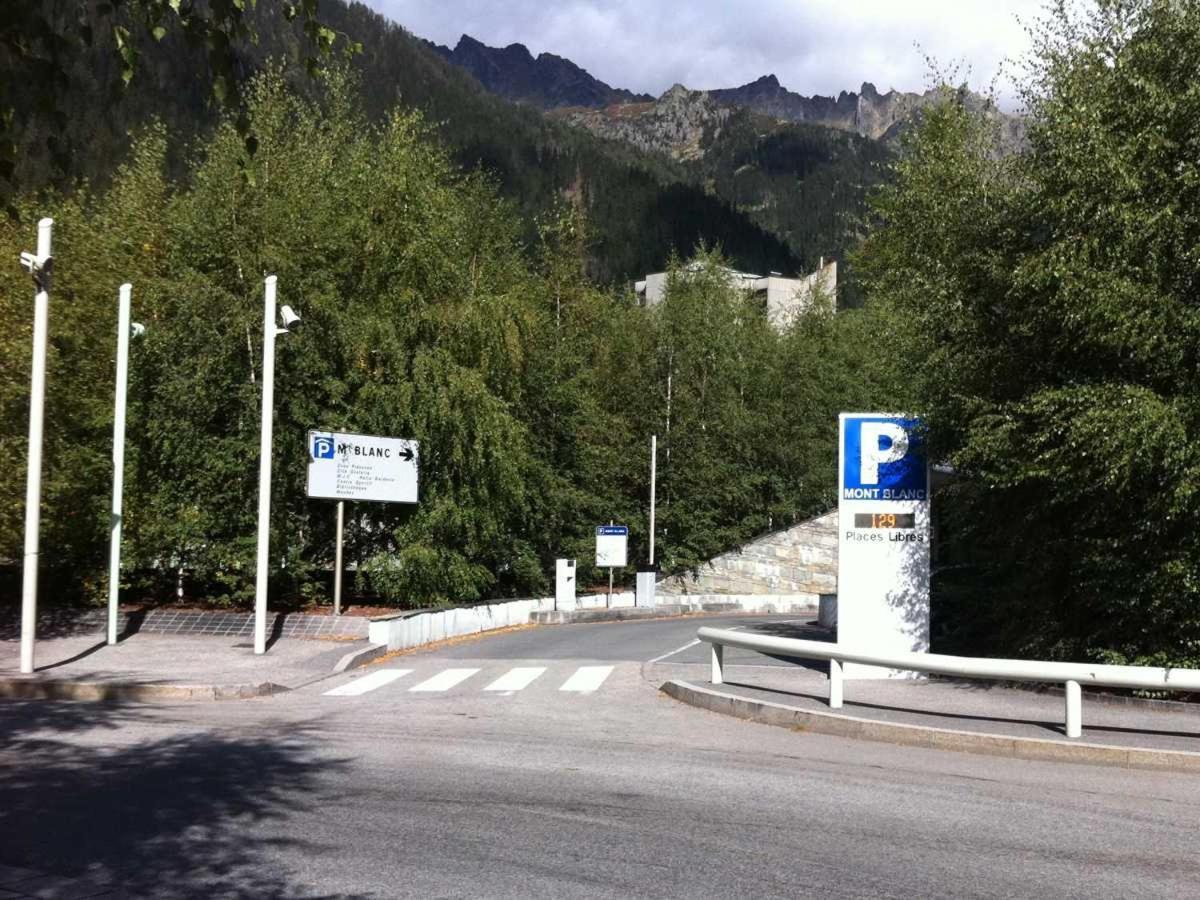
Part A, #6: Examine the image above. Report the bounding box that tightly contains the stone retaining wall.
[658,511,837,596]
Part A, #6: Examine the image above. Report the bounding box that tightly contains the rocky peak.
[428,33,652,109]
[554,83,730,162]
[710,74,1020,147]
[739,74,784,96]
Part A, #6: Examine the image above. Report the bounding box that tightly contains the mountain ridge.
[437,34,1024,154]
[427,34,654,109]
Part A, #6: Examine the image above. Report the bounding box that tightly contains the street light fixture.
[254,276,301,655]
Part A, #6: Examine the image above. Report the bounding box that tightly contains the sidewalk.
[0,631,375,700]
[652,654,1200,770]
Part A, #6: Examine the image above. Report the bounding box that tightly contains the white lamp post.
[107,284,144,645]
[254,275,301,655]
[18,218,54,675]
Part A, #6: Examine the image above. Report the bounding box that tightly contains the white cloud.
[368,0,1043,108]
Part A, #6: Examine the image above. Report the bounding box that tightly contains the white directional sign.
[838,413,930,679]
[306,431,418,503]
[595,525,628,568]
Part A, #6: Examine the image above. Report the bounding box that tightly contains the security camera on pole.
[254,275,301,655]
[18,218,54,675]
[107,284,145,645]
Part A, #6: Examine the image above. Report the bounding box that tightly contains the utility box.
[555,559,577,611]
[635,566,657,608]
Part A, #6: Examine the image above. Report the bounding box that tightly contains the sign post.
[595,524,628,608]
[334,500,345,616]
[636,435,657,608]
[308,431,419,614]
[837,413,930,678]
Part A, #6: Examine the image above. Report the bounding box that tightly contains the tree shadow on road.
[0,699,361,898]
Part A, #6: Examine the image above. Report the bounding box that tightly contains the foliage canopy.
[0,70,896,609]
[863,0,1200,665]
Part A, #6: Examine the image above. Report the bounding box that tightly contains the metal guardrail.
[696,626,1200,739]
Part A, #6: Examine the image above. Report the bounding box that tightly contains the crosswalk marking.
[484,667,547,692]
[324,669,412,696]
[559,665,614,693]
[323,665,620,699]
[409,667,481,692]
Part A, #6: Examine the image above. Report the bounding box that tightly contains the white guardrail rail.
[696,627,1200,739]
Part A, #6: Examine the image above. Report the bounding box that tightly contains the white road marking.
[484,667,547,692]
[647,639,699,664]
[409,668,481,692]
[559,666,614,693]
[324,669,412,696]
[646,625,746,664]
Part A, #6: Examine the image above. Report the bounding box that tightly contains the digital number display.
[854,512,916,529]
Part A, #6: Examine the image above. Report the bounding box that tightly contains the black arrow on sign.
[399,445,415,462]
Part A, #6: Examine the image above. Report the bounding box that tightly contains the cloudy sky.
[365,1,1046,109]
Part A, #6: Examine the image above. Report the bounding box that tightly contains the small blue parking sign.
[311,432,336,460]
[595,525,628,567]
[842,416,927,501]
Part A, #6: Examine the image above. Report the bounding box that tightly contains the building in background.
[634,258,837,328]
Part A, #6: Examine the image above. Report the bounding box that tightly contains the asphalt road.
[2,615,1199,898]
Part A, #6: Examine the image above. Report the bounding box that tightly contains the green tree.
[863,0,1200,665]
[515,202,656,590]
[1,70,552,607]
[0,127,172,597]
[0,65,905,612]
[140,69,551,605]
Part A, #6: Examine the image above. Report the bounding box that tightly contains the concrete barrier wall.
[575,591,636,610]
[672,593,820,613]
[368,596,556,651]
[368,590,825,652]
[557,591,817,614]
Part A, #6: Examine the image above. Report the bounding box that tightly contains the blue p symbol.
[312,435,335,460]
[859,422,909,485]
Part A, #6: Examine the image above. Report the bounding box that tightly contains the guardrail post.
[711,643,724,685]
[1065,680,1082,738]
[829,659,843,709]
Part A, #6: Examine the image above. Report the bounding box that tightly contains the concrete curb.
[0,677,286,702]
[333,643,388,673]
[660,679,1200,773]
